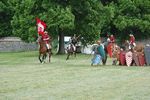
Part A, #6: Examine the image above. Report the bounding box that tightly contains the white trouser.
[133,42,136,47]
[68,44,76,51]
[46,43,51,49]
[72,45,76,51]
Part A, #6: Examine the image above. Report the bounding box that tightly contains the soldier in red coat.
[129,34,136,48]
[107,34,115,58]
[109,34,115,43]
[42,31,51,50]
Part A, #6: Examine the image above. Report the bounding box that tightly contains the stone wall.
[0,37,38,52]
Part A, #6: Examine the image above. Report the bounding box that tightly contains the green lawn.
[0,51,150,100]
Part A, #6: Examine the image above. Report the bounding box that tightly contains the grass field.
[0,51,150,100]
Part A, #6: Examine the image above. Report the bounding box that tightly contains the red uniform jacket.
[42,34,50,44]
[109,36,115,43]
[129,36,135,44]
[38,31,44,36]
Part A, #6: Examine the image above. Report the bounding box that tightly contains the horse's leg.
[41,54,46,63]
[66,53,70,60]
[74,51,76,57]
[112,59,117,65]
[48,53,51,62]
[48,49,51,62]
[41,54,44,63]
[74,46,77,57]
[39,53,42,63]
[44,54,47,63]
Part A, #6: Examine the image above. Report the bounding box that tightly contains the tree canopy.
[0,0,150,44]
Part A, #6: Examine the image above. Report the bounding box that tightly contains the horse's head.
[124,40,130,46]
[122,40,131,51]
[112,44,121,58]
[134,43,144,53]
[38,38,45,46]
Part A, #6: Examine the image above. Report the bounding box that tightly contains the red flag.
[36,18,47,35]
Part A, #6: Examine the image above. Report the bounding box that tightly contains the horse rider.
[42,31,51,50]
[129,34,136,49]
[69,34,80,51]
[109,34,115,43]
[106,34,115,58]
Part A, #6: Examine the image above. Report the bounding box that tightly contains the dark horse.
[38,38,52,63]
[66,43,76,60]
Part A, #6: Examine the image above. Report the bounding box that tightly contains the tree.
[47,5,75,54]
[10,0,107,54]
[0,0,13,37]
[71,0,106,44]
[112,0,150,41]
[2,0,150,53]
[10,0,36,42]
[10,0,75,54]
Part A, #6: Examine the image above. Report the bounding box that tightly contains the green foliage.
[0,0,13,37]
[10,0,36,42]
[113,0,150,40]
[10,0,75,42]
[101,3,116,34]
[0,0,150,43]
[45,5,75,31]
[71,0,105,43]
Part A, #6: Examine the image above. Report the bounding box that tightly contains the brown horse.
[124,40,144,52]
[111,43,121,65]
[123,40,144,52]
[38,38,52,63]
[112,41,145,66]
[133,43,144,53]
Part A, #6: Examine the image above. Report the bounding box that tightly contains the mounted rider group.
[91,33,150,66]
[36,22,149,66]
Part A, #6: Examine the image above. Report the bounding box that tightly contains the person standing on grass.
[91,40,102,66]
